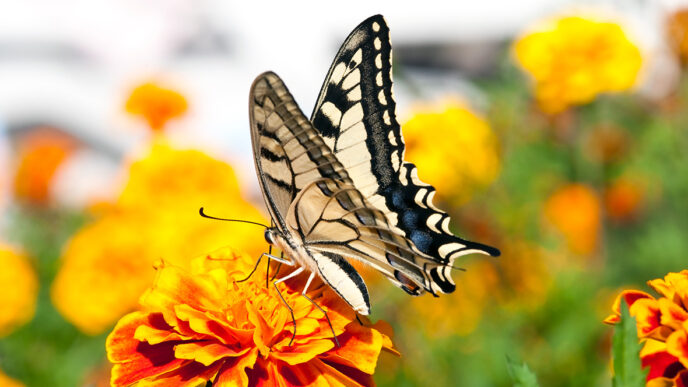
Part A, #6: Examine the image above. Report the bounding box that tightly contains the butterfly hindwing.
[310,15,500,294]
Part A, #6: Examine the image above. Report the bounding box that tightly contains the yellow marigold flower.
[605,271,688,385]
[13,128,76,206]
[514,15,642,114]
[544,183,601,255]
[125,82,188,132]
[106,247,397,386]
[667,8,688,65]
[52,144,268,335]
[0,245,38,337]
[403,101,500,205]
[0,368,24,387]
[52,213,157,335]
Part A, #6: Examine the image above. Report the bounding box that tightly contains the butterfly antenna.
[199,207,269,228]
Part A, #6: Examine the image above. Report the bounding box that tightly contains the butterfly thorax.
[264,227,320,275]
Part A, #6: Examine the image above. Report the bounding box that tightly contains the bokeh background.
[2,0,688,385]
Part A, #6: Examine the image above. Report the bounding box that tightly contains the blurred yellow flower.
[667,8,688,65]
[0,245,38,337]
[0,368,24,387]
[12,128,76,206]
[125,82,188,132]
[544,183,601,255]
[408,259,497,337]
[403,101,500,205]
[492,240,551,310]
[514,15,642,114]
[51,213,157,335]
[52,144,268,335]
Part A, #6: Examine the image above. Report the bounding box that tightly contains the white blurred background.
[0,0,685,210]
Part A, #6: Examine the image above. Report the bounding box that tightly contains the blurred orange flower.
[514,15,642,114]
[13,128,76,205]
[52,144,268,335]
[107,247,397,386]
[0,244,38,337]
[403,101,500,205]
[544,183,601,255]
[125,82,188,132]
[604,176,645,223]
[667,8,688,65]
[0,368,24,387]
[605,271,688,385]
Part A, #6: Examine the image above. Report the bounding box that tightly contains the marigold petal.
[659,298,688,331]
[174,342,250,366]
[370,320,400,355]
[143,361,222,387]
[213,348,259,387]
[173,304,248,346]
[322,322,384,375]
[643,348,682,382]
[247,300,274,356]
[667,330,688,368]
[315,358,374,387]
[142,265,224,316]
[110,342,187,386]
[648,377,678,387]
[272,339,335,365]
[107,311,153,363]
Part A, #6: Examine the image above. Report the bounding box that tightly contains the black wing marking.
[310,15,500,294]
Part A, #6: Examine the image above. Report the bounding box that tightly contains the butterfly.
[248,14,500,337]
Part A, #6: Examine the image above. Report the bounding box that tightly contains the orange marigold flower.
[12,128,76,205]
[667,8,688,65]
[125,82,188,132]
[604,176,646,223]
[544,183,601,255]
[107,247,397,386]
[606,271,688,385]
[0,244,38,337]
[514,15,642,114]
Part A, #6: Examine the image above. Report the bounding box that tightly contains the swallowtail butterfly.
[249,15,500,319]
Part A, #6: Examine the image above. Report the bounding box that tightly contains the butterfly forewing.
[249,72,352,229]
[310,15,500,294]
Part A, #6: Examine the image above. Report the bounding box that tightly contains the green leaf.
[506,357,540,387]
[612,301,647,387]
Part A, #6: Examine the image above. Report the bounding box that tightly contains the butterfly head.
[264,227,278,245]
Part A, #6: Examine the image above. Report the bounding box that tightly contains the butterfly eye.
[264,229,274,245]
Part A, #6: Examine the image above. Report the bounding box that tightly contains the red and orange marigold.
[605,271,688,386]
[106,247,397,386]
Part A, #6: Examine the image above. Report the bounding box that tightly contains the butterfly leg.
[273,266,305,345]
[237,252,294,283]
[270,252,285,282]
[300,272,340,347]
